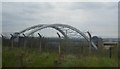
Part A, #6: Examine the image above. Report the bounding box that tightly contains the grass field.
[2,47,118,67]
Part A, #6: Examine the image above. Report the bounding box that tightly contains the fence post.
[38,33,42,52]
[109,47,112,58]
[17,36,20,47]
[1,34,4,47]
[87,31,92,55]
[57,32,61,55]
[10,34,14,48]
[23,34,26,49]
[30,36,33,48]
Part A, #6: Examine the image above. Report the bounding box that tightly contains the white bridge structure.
[12,24,98,49]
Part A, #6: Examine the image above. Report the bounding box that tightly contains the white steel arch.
[13,24,98,49]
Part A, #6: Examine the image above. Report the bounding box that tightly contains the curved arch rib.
[51,26,68,38]
[26,24,97,49]
[19,24,45,34]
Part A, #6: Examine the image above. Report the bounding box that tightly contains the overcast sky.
[2,2,118,38]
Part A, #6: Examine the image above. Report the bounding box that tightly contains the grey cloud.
[68,2,117,10]
[2,2,118,38]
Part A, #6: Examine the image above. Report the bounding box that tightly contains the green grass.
[2,47,118,67]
